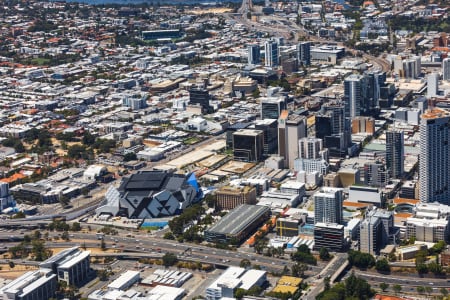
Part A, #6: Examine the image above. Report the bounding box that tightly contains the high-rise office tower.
[386,130,404,179]
[189,87,212,114]
[413,55,422,77]
[402,57,420,79]
[365,71,386,114]
[443,58,450,81]
[297,41,311,66]
[248,44,261,65]
[299,137,323,159]
[427,73,439,98]
[314,187,343,225]
[316,103,351,157]
[264,40,279,67]
[255,119,278,155]
[360,209,393,255]
[419,108,450,204]
[364,162,389,187]
[232,129,264,162]
[344,74,367,118]
[260,97,286,119]
[359,214,382,255]
[278,111,307,169]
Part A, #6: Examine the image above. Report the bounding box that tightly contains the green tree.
[8,261,14,269]
[32,240,50,261]
[319,247,331,261]
[416,286,425,294]
[82,131,96,146]
[33,230,41,240]
[61,231,70,241]
[380,282,389,292]
[71,222,81,231]
[291,245,317,265]
[429,240,446,255]
[317,272,373,300]
[162,252,178,267]
[348,250,375,269]
[291,263,308,278]
[375,258,390,272]
[23,235,31,243]
[123,152,137,162]
[204,194,216,209]
[425,286,432,295]
[67,144,91,160]
[240,259,251,268]
[440,287,448,297]
[11,211,26,219]
[392,284,402,294]
[428,261,443,275]
[163,232,175,240]
[415,249,429,274]
[100,239,106,251]
[324,276,331,291]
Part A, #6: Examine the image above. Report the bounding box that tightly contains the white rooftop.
[107,270,140,291]
[58,250,90,269]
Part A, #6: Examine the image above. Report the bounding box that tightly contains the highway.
[354,270,450,288]
[0,230,298,274]
[303,253,348,300]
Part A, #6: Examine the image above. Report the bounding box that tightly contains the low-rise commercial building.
[206,267,266,300]
[215,185,257,210]
[204,204,270,244]
[107,270,140,291]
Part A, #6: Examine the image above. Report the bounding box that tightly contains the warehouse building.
[204,204,270,244]
[107,270,140,291]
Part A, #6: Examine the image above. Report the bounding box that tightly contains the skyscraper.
[264,40,279,67]
[314,187,343,225]
[365,71,386,114]
[297,42,311,66]
[386,130,404,179]
[278,111,307,169]
[443,58,450,81]
[232,129,264,162]
[360,209,393,255]
[402,58,420,79]
[344,74,367,118]
[248,44,261,65]
[260,97,286,119]
[359,213,382,255]
[316,103,351,157]
[419,108,450,204]
[255,119,278,155]
[427,73,439,98]
[364,162,389,187]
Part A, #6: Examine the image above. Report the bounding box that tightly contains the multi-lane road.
[0,230,297,274]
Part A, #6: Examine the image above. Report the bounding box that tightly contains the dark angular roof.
[120,171,168,191]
